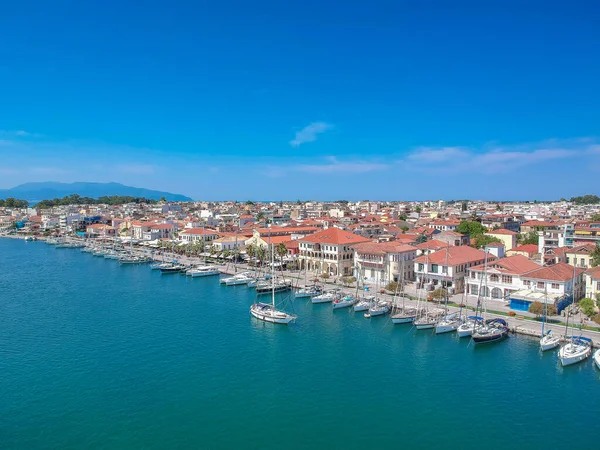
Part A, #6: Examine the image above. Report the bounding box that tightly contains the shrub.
[385,281,399,292]
[508,311,516,317]
[579,298,596,318]
[320,272,329,279]
[593,314,600,325]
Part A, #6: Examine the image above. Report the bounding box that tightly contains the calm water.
[1,239,598,449]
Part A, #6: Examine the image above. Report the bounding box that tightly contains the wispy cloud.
[404,138,598,174]
[0,130,43,138]
[297,156,389,174]
[289,122,333,147]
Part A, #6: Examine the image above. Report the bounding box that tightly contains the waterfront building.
[413,245,490,294]
[583,266,600,299]
[178,227,219,243]
[565,243,597,269]
[352,241,416,284]
[298,228,370,276]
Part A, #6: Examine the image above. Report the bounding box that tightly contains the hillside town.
[2,197,600,323]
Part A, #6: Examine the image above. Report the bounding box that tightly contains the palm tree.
[256,246,266,266]
[246,243,256,260]
[276,242,288,270]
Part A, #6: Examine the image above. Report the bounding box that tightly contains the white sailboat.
[539,288,561,351]
[250,246,297,324]
[434,249,462,334]
[593,349,600,370]
[391,261,418,324]
[458,250,489,338]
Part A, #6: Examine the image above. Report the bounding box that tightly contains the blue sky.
[1,1,599,200]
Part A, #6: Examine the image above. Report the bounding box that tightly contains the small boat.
[435,312,462,334]
[391,307,418,324]
[540,329,562,352]
[295,285,323,299]
[593,349,600,371]
[150,262,172,270]
[250,302,296,324]
[353,295,374,312]
[332,294,359,310]
[414,309,444,330]
[457,316,483,338]
[160,264,185,273]
[471,318,509,344]
[24,236,36,241]
[187,265,220,277]
[312,291,339,304]
[256,280,292,294]
[119,255,149,264]
[558,336,592,367]
[366,300,390,317]
[220,272,251,284]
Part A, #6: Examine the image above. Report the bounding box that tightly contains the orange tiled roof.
[470,255,540,274]
[522,263,584,282]
[300,228,371,245]
[414,246,489,266]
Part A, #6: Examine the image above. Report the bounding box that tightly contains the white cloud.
[289,122,333,147]
[297,156,388,174]
[404,138,598,174]
[0,130,42,138]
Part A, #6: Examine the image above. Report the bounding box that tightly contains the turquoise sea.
[1,238,598,449]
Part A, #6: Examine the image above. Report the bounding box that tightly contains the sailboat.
[435,249,462,334]
[557,306,592,366]
[414,253,443,329]
[539,287,561,351]
[250,246,297,324]
[458,251,488,338]
[593,349,600,370]
[295,263,322,298]
[391,261,419,324]
[186,225,221,277]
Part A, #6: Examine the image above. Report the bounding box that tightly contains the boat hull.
[391,315,415,324]
[435,321,460,334]
[472,330,508,344]
[558,344,592,367]
[594,349,600,370]
[250,305,295,324]
[312,296,334,304]
[540,336,561,352]
[457,326,474,338]
[415,322,435,330]
[189,271,220,277]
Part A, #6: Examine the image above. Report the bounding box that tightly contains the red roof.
[522,263,584,282]
[585,266,600,279]
[256,226,318,235]
[300,228,371,245]
[414,239,451,250]
[470,255,540,275]
[414,246,490,266]
[180,228,218,235]
[509,244,539,254]
[487,228,518,236]
[352,241,416,255]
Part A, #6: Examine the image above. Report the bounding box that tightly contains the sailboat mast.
[271,237,275,308]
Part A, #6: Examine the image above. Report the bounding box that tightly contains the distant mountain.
[0,182,193,203]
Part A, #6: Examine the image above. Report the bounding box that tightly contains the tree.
[342,276,356,286]
[590,243,600,267]
[429,288,446,300]
[591,214,600,222]
[570,194,600,205]
[245,243,256,260]
[472,235,502,249]
[461,202,467,212]
[400,226,409,233]
[528,301,557,317]
[456,221,487,237]
[385,281,399,292]
[593,314,600,325]
[276,243,288,260]
[519,231,539,245]
[416,234,428,244]
[415,206,422,214]
[579,298,596,318]
[256,246,266,264]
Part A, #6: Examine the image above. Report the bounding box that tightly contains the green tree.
[579,298,596,318]
[275,243,288,261]
[472,235,502,249]
[416,234,428,244]
[518,231,539,245]
[385,281,399,292]
[461,202,467,212]
[591,214,600,222]
[400,226,409,233]
[590,244,600,267]
[456,221,487,237]
[528,301,557,317]
[429,287,446,300]
[245,243,256,260]
[415,206,422,214]
[570,194,600,205]
[256,246,266,264]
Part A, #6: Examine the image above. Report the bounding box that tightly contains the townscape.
[3,195,600,371]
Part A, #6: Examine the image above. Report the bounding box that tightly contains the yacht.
[332,294,359,310]
[558,336,593,367]
[187,265,220,277]
[256,279,292,294]
[295,285,323,299]
[150,262,172,270]
[220,272,251,284]
[457,316,483,338]
[119,255,149,264]
[435,312,462,334]
[540,329,562,352]
[414,309,444,330]
[160,263,186,273]
[593,349,600,370]
[471,318,509,344]
[365,300,390,318]
[311,290,340,304]
[353,295,375,312]
[391,307,418,324]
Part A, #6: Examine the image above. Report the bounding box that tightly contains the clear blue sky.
[1,1,599,200]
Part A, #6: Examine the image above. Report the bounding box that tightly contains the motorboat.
[160,263,185,273]
[220,272,251,284]
[187,265,220,277]
[471,318,509,344]
[435,312,462,334]
[332,294,359,310]
[119,255,148,264]
[558,336,592,367]
[457,316,483,338]
[256,280,292,294]
[295,285,323,299]
[540,329,562,352]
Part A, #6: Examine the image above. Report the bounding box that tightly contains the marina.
[1,238,600,449]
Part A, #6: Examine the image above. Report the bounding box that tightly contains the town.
[3,195,600,329]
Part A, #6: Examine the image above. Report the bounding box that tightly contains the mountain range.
[0,182,193,202]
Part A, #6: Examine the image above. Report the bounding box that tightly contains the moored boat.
[312,291,339,304]
[332,294,359,309]
[435,312,462,334]
[593,349,600,371]
[471,318,509,344]
[457,316,483,338]
[558,336,592,367]
[540,330,562,352]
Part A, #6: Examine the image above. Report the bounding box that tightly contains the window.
[470,271,475,279]
[431,264,438,273]
[551,283,559,290]
[597,281,600,290]
[490,274,499,282]
[502,275,512,284]
[537,282,544,289]
[471,284,479,296]
[442,266,448,274]
[566,257,570,263]
[523,280,531,287]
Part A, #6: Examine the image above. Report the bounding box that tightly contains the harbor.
[1,236,598,449]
